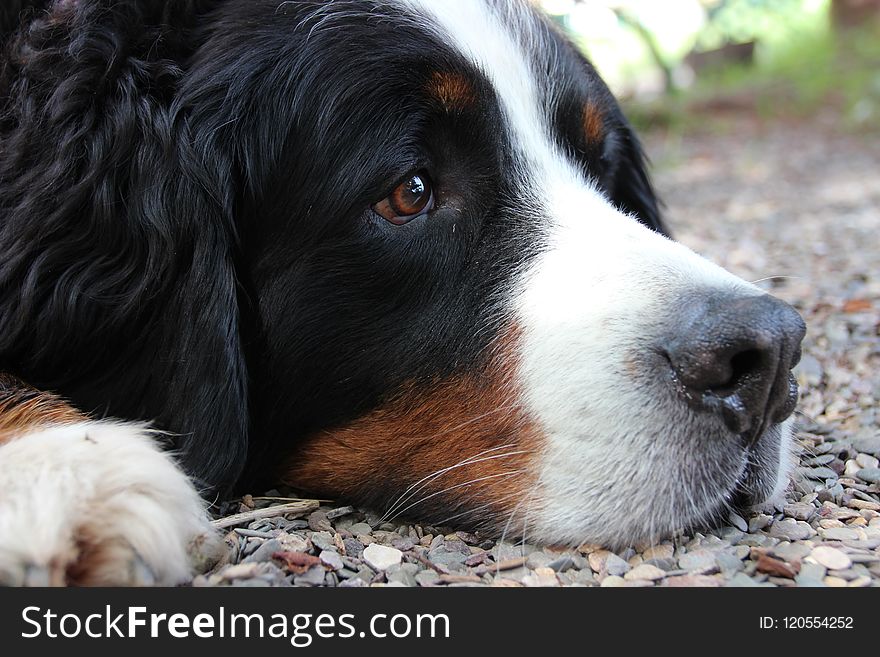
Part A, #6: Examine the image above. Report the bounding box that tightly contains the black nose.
[664,293,806,443]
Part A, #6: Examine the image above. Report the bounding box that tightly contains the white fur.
[0,422,220,586]
[403,0,793,545]
[764,418,797,509]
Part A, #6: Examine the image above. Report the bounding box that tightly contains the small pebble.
[810,546,852,570]
[819,527,861,541]
[642,544,674,561]
[307,511,332,533]
[319,550,344,571]
[856,468,880,484]
[349,522,373,536]
[768,519,814,541]
[783,502,815,521]
[603,554,631,577]
[624,564,666,581]
[362,544,402,571]
[678,550,717,572]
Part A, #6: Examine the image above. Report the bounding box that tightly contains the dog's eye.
[373,172,434,225]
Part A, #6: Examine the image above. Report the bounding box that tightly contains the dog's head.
[1,0,804,547]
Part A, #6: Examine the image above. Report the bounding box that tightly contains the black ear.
[609,122,669,237]
[0,2,248,493]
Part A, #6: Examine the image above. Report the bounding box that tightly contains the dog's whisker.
[750,275,804,285]
[498,495,530,550]
[387,470,525,523]
[433,491,523,528]
[379,444,526,522]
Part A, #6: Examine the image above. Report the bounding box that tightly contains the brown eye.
[373,172,434,225]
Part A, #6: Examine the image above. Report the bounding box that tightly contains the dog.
[0,0,805,586]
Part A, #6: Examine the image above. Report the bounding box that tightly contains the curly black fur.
[0,1,248,491]
[0,0,664,502]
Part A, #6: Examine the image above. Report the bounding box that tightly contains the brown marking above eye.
[373,172,435,225]
[427,70,476,112]
[582,101,605,144]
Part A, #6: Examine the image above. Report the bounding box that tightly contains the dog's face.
[1,0,804,549]
[177,0,804,547]
[183,0,805,546]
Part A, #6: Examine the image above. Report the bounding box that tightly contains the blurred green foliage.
[549,0,880,133]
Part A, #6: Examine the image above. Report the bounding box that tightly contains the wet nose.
[664,293,806,443]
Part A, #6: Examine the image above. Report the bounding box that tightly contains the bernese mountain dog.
[0,0,806,585]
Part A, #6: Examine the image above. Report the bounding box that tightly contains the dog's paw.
[0,421,223,586]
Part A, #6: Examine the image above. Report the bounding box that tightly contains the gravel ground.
[198,113,880,588]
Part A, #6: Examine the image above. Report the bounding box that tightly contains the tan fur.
[0,374,86,445]
[427,70,477,112]
[281,327,542,525]
[582,101,605,143]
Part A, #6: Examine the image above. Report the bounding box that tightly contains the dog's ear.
[0,2,248,493]
[609,122,669,236]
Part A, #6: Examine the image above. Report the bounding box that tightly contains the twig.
[212,499,321,529]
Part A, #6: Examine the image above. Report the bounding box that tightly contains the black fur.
[0,0,665,496]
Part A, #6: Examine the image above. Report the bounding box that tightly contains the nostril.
[715,348,764,395]
[663,292,805,437]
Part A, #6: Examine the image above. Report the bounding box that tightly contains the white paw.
[0,421,223,586]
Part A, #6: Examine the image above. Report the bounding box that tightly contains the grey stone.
[852,436,880,457]
[429,540,471,568]
[391,537,415,552]
[491,542,536,560]
[336,568,358,580]
[801,466,838,480]
[310,531,335,553]
[415,570,440,587]
[547,555,576,572]
[678,549,718,572]
[526,552,553,569]
[326,506,355,520]
[354,566,376,583]
[349,523,373,536]
[748,514,772,532]
[307,511,332,533]
[715,552,745,574]
[856,468,880,484]
[242,539,284,564]
[571,569,597,585]
[768,519,813,541]
[283,519,310,531]
[294,565,327,587]
[644,557,678,571]
[783,502,816,521]
[725,573,762,587]
[820,527,861,541]
[343,538,364,558]
[726,512,748,533]
[387,569,417,587]
[319,550,344,571]
[770,542,812,562]
[604,554,631,577]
